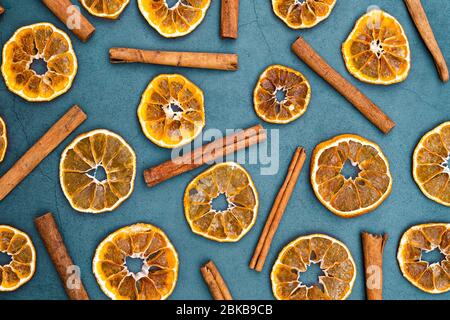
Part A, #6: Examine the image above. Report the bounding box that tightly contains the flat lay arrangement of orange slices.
[342,9,411,85]
[184,162,259,242]
[138,74,205,149]
[93,223,179,300]
[398,223,450,294]
[271,234,356,300]
[1,23,77,102]
[310,134,392,218]
[0,225,36,292]
[272,0,336,29]
[413,122,450,206]
[137,0,211,38]
[81,0,130,19]
[59,129,136,214]
[0,116,7,162]
[254,65,311,124]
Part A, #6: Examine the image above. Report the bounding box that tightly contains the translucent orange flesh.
[272,0,336,29]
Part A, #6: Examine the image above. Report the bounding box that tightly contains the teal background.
[0,0,449,300]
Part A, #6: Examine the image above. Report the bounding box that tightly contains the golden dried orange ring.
[60,129,136,214]
[0,225,36,292]
[1,22,77,102]
[398,223,450,294]
[137,74,205,149]
[253,65,311,124]
[184,162,259,242]
[93,223,179,300]
[0,116,7,163]
[138,0,211,38]
[413,122,450,206]
[271,234,356,300]
[342,9,411,85]
[81,0,130,19]
[310,134,392,218]
[272,0,336,29]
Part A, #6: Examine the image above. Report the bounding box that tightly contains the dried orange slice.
[138,74,205,149]
[0,225,36,292]
[342,9,410,85]
[0,116,7,163]
[398,223,450,294]
[271,234,356,300]
[81,0,130,19]
[93,223,178,300]
[137,0,211,38]
[1,23,77,102]
[254,65,311,124]
[184,162,259,242]
[413,122,450,206]
[311,134,392,218]
[60,129,136,214]
[272,0,336,29]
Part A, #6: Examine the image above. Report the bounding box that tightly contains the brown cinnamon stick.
[250,147,307,272]
[292,37,396,134]
[221,0,239,39]
[144,124,266,187]
[110,48,238,71]
[200,260,233,300]
[404,0,449,82]
[361,232,388,300]
[35,213,89,300]
[0,5,5,15]
[42,0,95,42]
[0,105,87,201]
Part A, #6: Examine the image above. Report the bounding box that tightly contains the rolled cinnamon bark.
[42,0,95,42]
[404,0,449,82]
[221,0,239,39]
[35,213,89,300]
[361,232,388,300]
[200,260,233,300]
[110,48,238,71]
[292,36,395,134]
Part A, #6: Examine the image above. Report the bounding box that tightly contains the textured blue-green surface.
[0,0,449,300]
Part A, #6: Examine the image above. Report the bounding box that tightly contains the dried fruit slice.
[137,74,205,149]
[398,223,450,294]
[60,129,136,214]
[342,9,410,85]
[310,134,392,218]
[81,0,130,19]
[253,65,311,124]
[413,122,450,206]
[271,234,356,300]
[0,116,7,162]
[1,23,77,102]
[272,0,336,29]
[93,223,178,300]
[0,225,36,291]
[137,0,211,38]
[184,162,259,242]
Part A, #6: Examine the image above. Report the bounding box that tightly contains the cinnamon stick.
[404,0,449,82]
[292,37,396,134]
[0,6,5,15]
[144,124,266,187]
[221,0,239,39]
[200,260,233,300]
[250,147,307,272]
[35,212,90,300]
[42,0,95,42]
[0,105,87,201]
[110,48,238,71]
[361,232,388,300]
